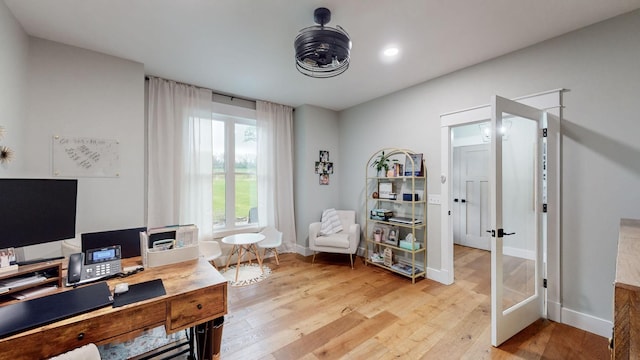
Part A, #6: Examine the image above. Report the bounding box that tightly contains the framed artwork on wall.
[315,150,333,184]
[320,174,330,185]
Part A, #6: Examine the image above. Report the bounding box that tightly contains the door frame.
[438,89,562,323]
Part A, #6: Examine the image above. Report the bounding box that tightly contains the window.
[211,104,258,230]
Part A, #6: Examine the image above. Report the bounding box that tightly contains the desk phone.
[67,245,122,286]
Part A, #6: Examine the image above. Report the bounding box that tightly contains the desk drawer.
[0,331,44,360]
[41,302,166,358]
[168,285,226,331]
[0,302,166,360]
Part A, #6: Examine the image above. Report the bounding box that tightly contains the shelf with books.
[0,261,63,305]
[365,148,427,284]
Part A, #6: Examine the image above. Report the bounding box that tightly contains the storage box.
[140,225,200,268]
[402,193,419,201]
[399,240,421,250]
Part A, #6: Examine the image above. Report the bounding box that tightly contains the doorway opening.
[438,90,562,345]
[452,124,491,251]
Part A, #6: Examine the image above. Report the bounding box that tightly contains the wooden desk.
[0,257,227,360]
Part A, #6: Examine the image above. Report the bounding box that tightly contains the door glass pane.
[501,113,537,311]
[234,122,257,225]
[212,120,226,227]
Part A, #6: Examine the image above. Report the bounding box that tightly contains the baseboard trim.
[561,307,612,338]
[427,267,453,285]
[295,244,314,257]
[503,246,535,261]
[547,300,561,323]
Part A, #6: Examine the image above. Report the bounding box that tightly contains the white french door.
[490,95,546,346]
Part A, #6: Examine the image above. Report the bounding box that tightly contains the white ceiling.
[5,0,640,111]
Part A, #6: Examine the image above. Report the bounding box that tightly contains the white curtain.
[147,77,214,240]
[256,101,297,253]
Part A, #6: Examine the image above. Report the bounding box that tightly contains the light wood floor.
[220,245,609,359]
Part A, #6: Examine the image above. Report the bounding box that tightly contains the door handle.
[454,198,459,202]
[497,229,515,237]
[486,230,515,237]
[461,199,466,203]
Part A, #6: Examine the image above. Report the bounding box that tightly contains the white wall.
[0,1,28,175]
[12,37,145,259]
[293,104,340,254]
[26,37,146,231]
[337,9,640,336]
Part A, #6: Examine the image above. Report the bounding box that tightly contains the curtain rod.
[145,75,257,105]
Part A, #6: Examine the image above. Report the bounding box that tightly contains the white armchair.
[309,210,360,268]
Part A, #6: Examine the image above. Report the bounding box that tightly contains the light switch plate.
[427,194,441,205]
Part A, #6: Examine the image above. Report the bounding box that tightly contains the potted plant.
[371,151,398,177]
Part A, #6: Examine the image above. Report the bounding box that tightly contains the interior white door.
[490,95,545,347]
[453,147,461,245]
[462,144,490,250]
[453,144,490,250]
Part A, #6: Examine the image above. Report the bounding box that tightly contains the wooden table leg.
[234,246,244,282]
[252,244,264,274]
[224,245,238,271]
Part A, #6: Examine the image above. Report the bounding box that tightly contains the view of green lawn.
[212,172,257,223]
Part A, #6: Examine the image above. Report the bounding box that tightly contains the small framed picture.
[378,182,393,199]
[319,174,330,185]
[319,150,329,162]
[0,247,16,268]
[315,160,333,175]
[383,248,393,267]
[384,226,399,246]
[325,162,334,174]
[404,153,424,176]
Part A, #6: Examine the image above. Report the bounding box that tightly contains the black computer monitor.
[0,178,77,249]
[81,227,146,259]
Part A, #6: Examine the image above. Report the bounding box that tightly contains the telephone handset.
[67,253,83,284]
[66,245,122,286]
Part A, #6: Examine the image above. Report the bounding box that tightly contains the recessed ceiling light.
[383,47,399,57]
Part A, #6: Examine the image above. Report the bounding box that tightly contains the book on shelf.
[370,215,388,221]
[0,274,47,289]
[11,285,58,300]
[370,208,393,221]
[397,259,424,272]
[388,217,422,225]
[370,208,393,217]
[369,253,385,264]
[391,263,414,275]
